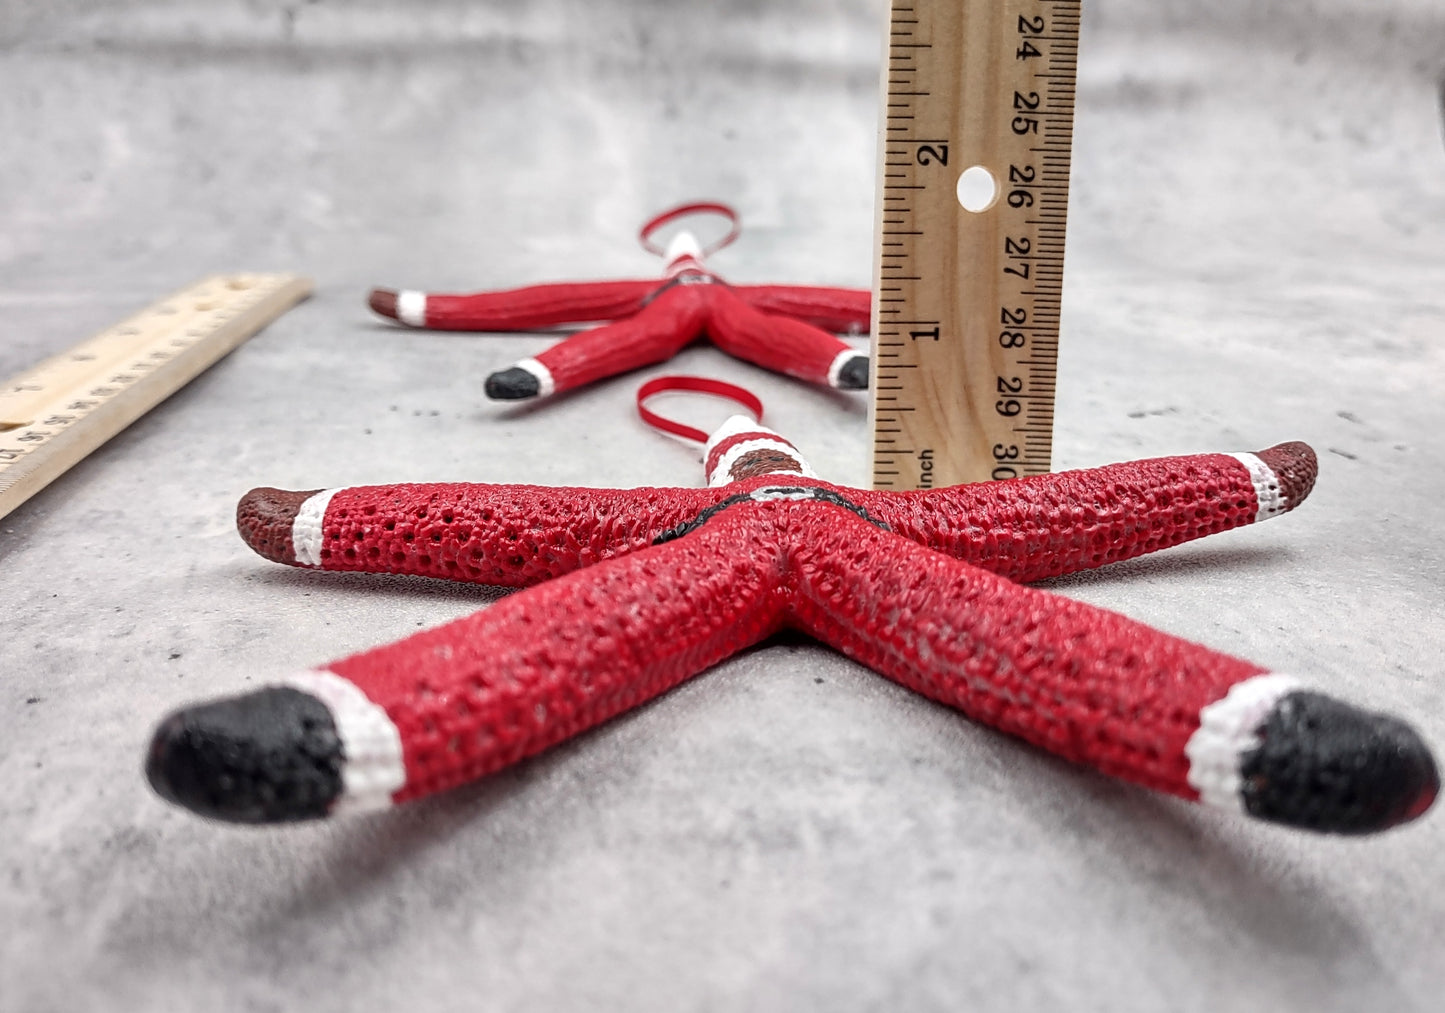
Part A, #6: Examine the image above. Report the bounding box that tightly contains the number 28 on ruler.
[870,1,1080,490]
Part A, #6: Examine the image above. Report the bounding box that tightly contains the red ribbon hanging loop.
[639,202,742,259]
[636,376,764,445]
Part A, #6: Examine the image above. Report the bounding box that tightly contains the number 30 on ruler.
[869,0,1080,490]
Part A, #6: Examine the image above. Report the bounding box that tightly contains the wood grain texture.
[0,274,311,521]
[871,0,1080,488]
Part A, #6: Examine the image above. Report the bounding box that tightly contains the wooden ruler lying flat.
[870,0,1081,490]
[0,274,312,521]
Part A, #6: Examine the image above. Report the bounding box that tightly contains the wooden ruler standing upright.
[870,0,1081,490]
[0,274,312,522]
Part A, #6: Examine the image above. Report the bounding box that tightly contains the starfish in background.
[145,418,1438,833]
[367,202,870,401]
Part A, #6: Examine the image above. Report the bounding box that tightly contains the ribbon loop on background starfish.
[149,417,1440,834]
[638,200,741,258]
[367,202,871,401]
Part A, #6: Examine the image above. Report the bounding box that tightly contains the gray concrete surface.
[3,1,1444,1010]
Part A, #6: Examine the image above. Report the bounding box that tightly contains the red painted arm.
[734,284,870,333]
[236,482,721,587]
[335,512,786,803]
[533,284,708,394]
[855,444,1318,584]
[707,286,860,387]
[370,280,659,331]
[791,512,1263,799]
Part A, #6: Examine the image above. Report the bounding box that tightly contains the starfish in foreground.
[367,202,871,401]
[146,419,1438,833]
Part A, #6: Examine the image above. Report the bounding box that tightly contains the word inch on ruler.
[0,273,313,522]
[870,0,1080,490]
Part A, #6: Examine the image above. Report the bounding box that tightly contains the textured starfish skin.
[368,242,870,400]
[313,496,1262,805]
[149,434,1440,832]
[236,449,1307,588]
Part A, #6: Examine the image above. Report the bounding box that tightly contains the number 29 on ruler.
[869,0,1080,490]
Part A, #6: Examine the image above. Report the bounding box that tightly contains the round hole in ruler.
[955,166,999,213]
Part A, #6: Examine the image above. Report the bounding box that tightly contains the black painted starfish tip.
[146,687,344,824]
[485,367,542,400]
[837,355,870,390]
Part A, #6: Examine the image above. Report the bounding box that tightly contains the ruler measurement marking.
[870,0,1079,490]
[0,274,312,520]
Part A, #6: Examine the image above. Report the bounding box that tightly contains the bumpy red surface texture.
[237,450,1300,588]
[856,450,1296,584]
[235,445,1318,806]
[792,513,1265,796]
[294,484,717,585]
[337,510,787,802]
[317,495,1265,803]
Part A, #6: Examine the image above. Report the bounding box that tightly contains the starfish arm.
[485,284,710,400]
[732,285,871,334]
[236,483,720,587]
[790,515,1438,834]
[146,515,787,822]
[853,443,1319,583]
[707,287,870,390]
[367,280,659,331]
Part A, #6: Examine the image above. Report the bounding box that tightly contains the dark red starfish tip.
[368,288,399,320]
[1255,441,1318,509]
[237,487,319,565]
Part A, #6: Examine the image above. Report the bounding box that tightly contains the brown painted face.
[729,448,804,482]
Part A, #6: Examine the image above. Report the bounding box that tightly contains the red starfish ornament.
[146,404,1438,833]
[366,203,871,400]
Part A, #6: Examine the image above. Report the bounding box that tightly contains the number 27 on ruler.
[869,1,1080,490]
